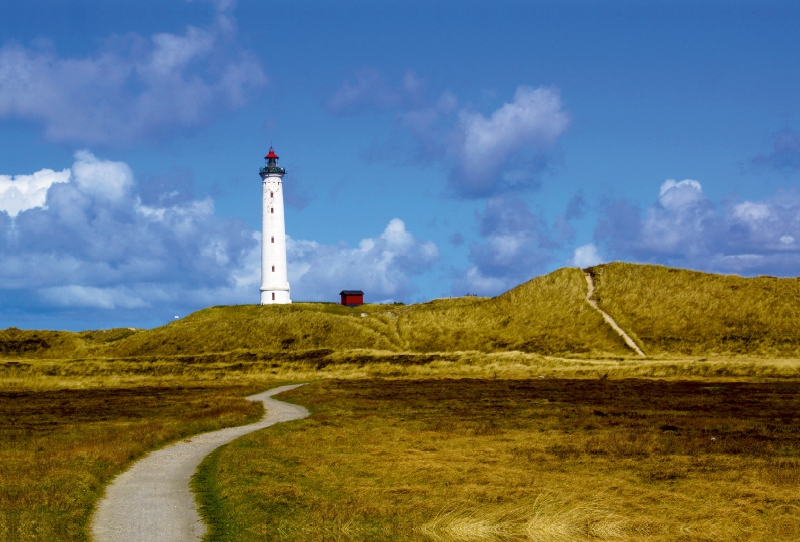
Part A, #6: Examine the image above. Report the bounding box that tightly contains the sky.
[1,0,800,330]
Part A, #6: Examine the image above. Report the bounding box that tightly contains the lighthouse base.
[260,289,291,305]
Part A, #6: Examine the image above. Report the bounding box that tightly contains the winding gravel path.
[584,273,646,357]
[91,384,308,542]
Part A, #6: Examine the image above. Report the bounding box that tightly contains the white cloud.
[732,201,771,222]
[0,168,69,217]
[454,267,509,296]
[0,3,266,144]
[287,218,439,302]
[407,85,568,197]
[658,179,703,210]
[72,150,133,202]
[595,180,800,276]
[329,72,569,198]
[453,197,558,296]
[456,86,569,191]
[0,152,258,320]
[570,243,604,268]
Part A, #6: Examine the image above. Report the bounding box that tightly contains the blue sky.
[1,0,800,329]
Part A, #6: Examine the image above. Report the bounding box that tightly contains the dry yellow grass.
[3,354,799,541]
[589,262,800,356]
[4,263,800,361]
[5,351,800,393]
[196,379,800,541]
[399,268,626,355]
[4,262,800,540]
[0,267,633,361]
[0,384,263,542]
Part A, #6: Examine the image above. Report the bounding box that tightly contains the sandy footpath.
[91,384,308,542]
[584,273,646,357]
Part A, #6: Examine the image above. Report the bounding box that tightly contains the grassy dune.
[590,263,800,357]
[103,267,627,358]
[3,263,800,369]
[399,268,626,355]
[0,328,138,360]
[0,268,632,361]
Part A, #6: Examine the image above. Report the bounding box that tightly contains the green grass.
[589,263,800,356]
[192,445,235,542]
[194,379,800,541]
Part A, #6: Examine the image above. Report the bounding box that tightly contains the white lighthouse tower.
[260,147,291,304]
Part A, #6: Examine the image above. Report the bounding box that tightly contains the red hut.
[340,290,364,307]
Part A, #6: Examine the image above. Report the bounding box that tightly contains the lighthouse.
[260,147,291,304]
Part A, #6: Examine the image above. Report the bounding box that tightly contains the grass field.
[5,350,800,393]
[196,379,800,541]
[0,384,264,542]
[4,262,800,541]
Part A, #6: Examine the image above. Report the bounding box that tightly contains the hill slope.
[589,262,800,356]
[0,268,631,359]
[3,263,800,360]
[399,267,627,355]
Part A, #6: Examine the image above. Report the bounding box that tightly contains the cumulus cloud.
[0,3,266,145]
[449,86,569,196]
[38,285,150,310]
[0,168,70,218]
[753,128,800,171]
[399,85,568,198]
[287,218,439,302]
[329,70,569,198]
[0,151,258,323]
[453,197,560,296]
[0,151,439,325]
[570,243,604,268]
[595,178,800,276]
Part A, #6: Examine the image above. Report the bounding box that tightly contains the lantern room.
[260,147,285,175]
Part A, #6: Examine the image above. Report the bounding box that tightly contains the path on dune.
[91,384,308,542]
[584,273,646,357]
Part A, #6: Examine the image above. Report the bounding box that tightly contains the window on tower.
[271,208,274,214]
[272,292,276,300]
[272,266,275,272]
[270,192,274,197]
[271,236,274,243]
